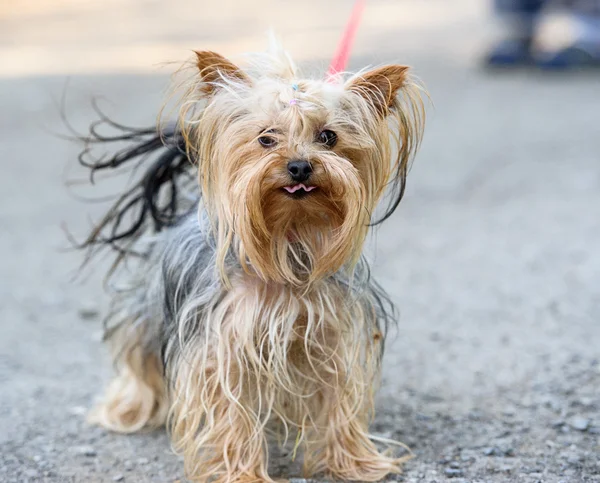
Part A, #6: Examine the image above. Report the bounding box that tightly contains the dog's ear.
[346,65,410,115]
[194,51,251,94]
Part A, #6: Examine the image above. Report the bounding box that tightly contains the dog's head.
[180,46,425,285]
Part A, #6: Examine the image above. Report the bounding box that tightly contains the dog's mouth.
[282,183,317,199]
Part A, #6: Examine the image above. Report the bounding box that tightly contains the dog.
[78,42,425,482]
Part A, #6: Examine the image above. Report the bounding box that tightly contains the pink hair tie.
[289,99,297,106]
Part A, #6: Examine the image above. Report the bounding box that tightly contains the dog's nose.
[287,160,312,182]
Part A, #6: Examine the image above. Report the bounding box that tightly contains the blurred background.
[1,1,599,482]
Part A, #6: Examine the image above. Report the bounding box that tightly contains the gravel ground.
[1,1,599,482]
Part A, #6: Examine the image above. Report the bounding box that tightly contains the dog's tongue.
[284,183,316,194]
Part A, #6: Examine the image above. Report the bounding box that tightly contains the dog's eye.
[258,136,277,148]
[318,130,337,148]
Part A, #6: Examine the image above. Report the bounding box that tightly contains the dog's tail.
[72,110,198,278]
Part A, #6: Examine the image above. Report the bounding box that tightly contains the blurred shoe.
[536,44,600,70]
[485,39,533,67]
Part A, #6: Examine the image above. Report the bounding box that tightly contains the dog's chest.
[216,275,367,352]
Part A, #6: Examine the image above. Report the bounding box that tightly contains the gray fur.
[105,206,395,374]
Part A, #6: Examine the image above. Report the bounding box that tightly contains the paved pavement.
[1,1,599,482]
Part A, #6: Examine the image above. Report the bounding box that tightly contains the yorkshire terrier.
[78,41,425,482]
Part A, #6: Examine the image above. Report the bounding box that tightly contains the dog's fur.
[81,43,425,482]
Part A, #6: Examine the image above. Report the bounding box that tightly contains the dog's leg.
[300,327,402,483]
[169,352,278,483]
[305,390,402,481]
[89,324,168,433]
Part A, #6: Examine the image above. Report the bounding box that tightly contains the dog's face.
[183,50,424,285]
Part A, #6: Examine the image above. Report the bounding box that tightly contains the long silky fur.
[84,45,425,483]
[75,111,197,277]
[93,211,399,480]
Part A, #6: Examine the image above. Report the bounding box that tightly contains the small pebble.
[444,468,464,477]
[415,413,432,421]
[78,304,99,320]
[522,465,544,474]
[113,475,125,482]
[577,397,593,407]
[483,446,511,457]
[69,445,97,457]
[569,417,590,431]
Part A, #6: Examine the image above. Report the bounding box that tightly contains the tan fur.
[168,275,395,482]
[180,50,424,288]
[194,50,251,95]
[89,325,168,433]
[349,64,410,114]
[92,43,426,482]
